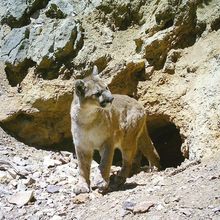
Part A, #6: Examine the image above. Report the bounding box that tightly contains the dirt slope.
[0,127,220,220]
[0,0,220,219]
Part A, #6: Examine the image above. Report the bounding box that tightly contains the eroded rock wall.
[0,0,219,160]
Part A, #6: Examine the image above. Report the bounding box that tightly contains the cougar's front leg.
[94,143,114,191]
[74,147,92,195]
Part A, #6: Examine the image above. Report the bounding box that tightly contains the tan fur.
[70,67,160,194]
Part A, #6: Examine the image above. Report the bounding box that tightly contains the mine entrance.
[147,116,185,169]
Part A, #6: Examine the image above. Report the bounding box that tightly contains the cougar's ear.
[92,65,99,76]
[75,80,86,97]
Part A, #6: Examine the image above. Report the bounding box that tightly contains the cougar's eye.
[94,91,102,97]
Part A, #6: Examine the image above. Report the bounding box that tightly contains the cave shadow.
[34,138,75,153]
[0,123,75,154]
[147,116,185,169]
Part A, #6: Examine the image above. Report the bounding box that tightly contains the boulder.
[0,16,83,85]
[0,0,49,27]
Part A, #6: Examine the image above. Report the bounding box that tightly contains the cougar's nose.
[103,90,114,103]
[100,91,114,107]
[109,96,114,103]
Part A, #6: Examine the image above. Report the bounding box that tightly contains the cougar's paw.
[130,164,141,176]
[94,178,108,189]
[109,174,126,189]
[74,182,90,195]
[149,166,160,172]
[93,175,109,193]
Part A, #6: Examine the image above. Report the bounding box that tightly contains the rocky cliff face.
[0,0,220,165]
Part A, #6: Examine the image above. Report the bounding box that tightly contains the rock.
[140,0,197,68]
[164,196,180,204]
[145,65,154,77]
[13,156,26,166]
[32,172,41,179]
[142,27,173,68]
[72,193,90,204]
[60,151,72,158]
[43,156,62,168]
[7,190,35,206]
[122,200,136,211]
[97,0,145,30]
[39,181,47,189]
[46,4,67,19]
[156,204,164,211]
[109,59,146,97]
[163,49,182,74]
[212,207,220,213]
[0,0,48,27]
[52,153,70,165]
[28,17,82,68]
[7,169,17,179]
[42,208,56,217]
[0,171,7,183]
[47,198,55,207]
[67,176,78,185]
[22,177,35,186]
[0,16,83,86]
[133,202,154,214]
[181,208,192,217]
[45,0,74,19]
[17,208,27,216]
[34,210,44,219]
[46,185,60,193]
[152,175,165,186]
[50,215,62,220]
[17,181,27,191]
[0,187,11,196]
[9,179,17,187]
[0,212,4,220]
[209,175,220,180]
[154,0,175,28]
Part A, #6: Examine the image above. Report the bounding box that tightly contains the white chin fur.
[105,103,112,108]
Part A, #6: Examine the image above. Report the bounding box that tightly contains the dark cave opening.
[94,149,122,167]
[147,117,185,169]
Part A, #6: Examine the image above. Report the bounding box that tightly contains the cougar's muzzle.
[100,90,114,108]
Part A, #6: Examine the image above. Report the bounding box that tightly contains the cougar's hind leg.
[115,142,138,186]
[131,149,142,175]
[139,125,161,170]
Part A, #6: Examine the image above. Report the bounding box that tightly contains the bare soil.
[0,127,220,220]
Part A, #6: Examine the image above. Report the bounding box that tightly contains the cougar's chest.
[87,122,110,149]
[74,111,112,150]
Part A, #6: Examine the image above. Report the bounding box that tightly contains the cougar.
[70,66,160,194]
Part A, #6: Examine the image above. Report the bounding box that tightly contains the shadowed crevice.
[147,116,185,169]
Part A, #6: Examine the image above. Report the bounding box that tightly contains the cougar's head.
[74,66,114,108]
